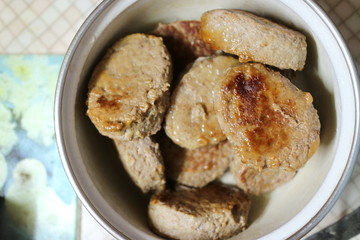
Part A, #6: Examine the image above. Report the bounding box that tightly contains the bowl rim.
[54,0,360,239]
[288,0,360,238]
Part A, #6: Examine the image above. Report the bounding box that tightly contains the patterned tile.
[349,0,360,8]
[339,23,354,41]
[0,6,16,23]
[347,13,360,33]
[334,1,354,19]
[326,0,344,7]
[317,0,360,75]
[0,0,102,54]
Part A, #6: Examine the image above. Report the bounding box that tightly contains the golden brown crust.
[164,55,239,149]
[87,33,172,140]
[215,63,320,171]
[200,9,307,70]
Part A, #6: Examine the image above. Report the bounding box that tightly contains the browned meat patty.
[158,132,232,188]
[148,182,251,240]
[230,160,296,195]
[87,33,172,141]
[164,55,239,149]
[215,63,320,171]
[113,136,165,193]
[152,20,215,79]
[200,9,307,71]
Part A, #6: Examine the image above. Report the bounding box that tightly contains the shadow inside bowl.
[304,32,336,146]
[290,29,336,147]
[248,193,271,225]
[75,87,151,234]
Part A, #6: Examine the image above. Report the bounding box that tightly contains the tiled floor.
[316,0,360,71]
[0,0,101,53]
[0,0,359,239]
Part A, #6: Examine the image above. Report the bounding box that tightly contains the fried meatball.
[200,9,307,70]
[148,182,251,240]
[165,55,239,149]
[215,63,320,171]
[87,33,172,140]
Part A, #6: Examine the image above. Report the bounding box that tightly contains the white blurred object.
[0,103,18,155]
[20,100,55,146]
[5,158,76,240]
[3,56,58,146]
[0,153,7,190]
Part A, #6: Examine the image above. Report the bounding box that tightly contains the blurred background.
[0,0,359,239]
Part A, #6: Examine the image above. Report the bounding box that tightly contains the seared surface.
[165,55,239,149]
[215,63,320,171]
[87,33,172,140]
[152,20,215,80]
[200,9,307,70]
[158,132,232,188]
[113,136,165,193]
[148,182,251,240]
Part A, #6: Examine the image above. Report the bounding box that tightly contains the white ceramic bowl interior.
[55,0,360,239]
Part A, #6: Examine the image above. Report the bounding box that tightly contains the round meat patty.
[200,9,307,71]
[148,182,251,240]
[152,20,215,80]
[215,63,320,171]
[230,160,296,195]
[87,33,172,140]
[165,55,239,149]
[158,132,232,188]
[113,136,165,193]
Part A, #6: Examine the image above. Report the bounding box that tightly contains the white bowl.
[55,0,360,239]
